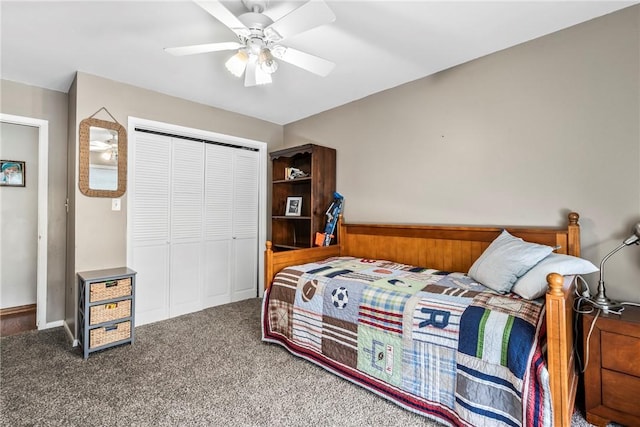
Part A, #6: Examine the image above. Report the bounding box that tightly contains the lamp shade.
[259,49,278,74]
[225,50,249,77]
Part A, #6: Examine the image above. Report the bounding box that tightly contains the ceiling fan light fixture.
[171,0,337,86]
[263,26,282,42]
[259,48,278,74]
[270,45,286,59]
[225,50,249,77]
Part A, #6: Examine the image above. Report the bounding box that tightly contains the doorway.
[0,114,49,332]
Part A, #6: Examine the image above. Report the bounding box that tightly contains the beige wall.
[66,72,283,334]
[284,6,640,303]
[0,80,69,322]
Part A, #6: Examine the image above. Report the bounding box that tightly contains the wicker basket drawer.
[89,321,131,349]
[89,299,131,325]
[89,278,132,302]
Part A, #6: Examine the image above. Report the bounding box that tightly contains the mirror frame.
[78,117,127,198]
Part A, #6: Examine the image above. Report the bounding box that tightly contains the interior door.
[202,144,233,308]
[130,126,262,324]
[168,138,204,318]
[130,132,171,325]
[231,149,259,301]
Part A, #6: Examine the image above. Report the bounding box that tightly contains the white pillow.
[468,229,553,293]
[511,253,598,300]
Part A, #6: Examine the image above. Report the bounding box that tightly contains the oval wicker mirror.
[79,117,127,198]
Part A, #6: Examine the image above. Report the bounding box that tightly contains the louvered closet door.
[131,129,260,325]
[169,138,204,318]
[202,144,233,308]
[232,149,259,301]
[130,133,171,325]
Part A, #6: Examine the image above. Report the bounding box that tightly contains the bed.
[262,212,581,427]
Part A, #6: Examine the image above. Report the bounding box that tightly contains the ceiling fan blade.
[244,56,258,87]
[164,42,242,56]
[194,0,249,35]
[265,1,335,41]
[272,46,335,77]
[244,56,272,87]
[89,142,110,151]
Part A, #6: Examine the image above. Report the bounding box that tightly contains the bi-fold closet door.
[130,131,258,326]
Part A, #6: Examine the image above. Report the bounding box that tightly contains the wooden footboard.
[264,212,582,426]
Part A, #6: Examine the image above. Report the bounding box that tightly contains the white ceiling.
[1,1,637,125]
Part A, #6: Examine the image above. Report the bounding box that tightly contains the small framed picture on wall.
[0,160,25,187]
[285,196,302,216]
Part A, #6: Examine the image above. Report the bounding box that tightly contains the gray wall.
[0,123,38,308]
[65,72,284,335]
[284,6,640,303]
[0,80,69,322]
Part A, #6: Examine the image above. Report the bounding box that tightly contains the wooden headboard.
[338,211,580,272]
[265,212,580,287]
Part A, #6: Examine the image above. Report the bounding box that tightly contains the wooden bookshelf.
[270,144,336,250]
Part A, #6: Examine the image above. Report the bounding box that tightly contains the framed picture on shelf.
[0,160,25,187]
[285,196,302,216]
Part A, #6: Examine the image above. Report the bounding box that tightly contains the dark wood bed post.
[546,211,580,427]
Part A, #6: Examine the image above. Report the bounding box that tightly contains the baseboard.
[43,320,64,329]
[63,320,78,347]
[0,304,37,336]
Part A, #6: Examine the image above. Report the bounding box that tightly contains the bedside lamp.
[591,222,640,311]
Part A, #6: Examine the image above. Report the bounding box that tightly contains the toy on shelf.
[315,192,344,246]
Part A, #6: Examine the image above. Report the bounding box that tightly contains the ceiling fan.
[165,0,336,87]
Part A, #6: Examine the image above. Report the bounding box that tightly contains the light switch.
[112,198,121,211]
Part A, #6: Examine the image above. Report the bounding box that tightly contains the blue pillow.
[468,229,553,293]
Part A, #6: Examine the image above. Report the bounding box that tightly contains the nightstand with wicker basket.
[77,267,136,359]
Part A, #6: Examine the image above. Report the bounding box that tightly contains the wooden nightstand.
[583,305,640,426]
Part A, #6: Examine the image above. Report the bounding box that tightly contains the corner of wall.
[65,74,78,338]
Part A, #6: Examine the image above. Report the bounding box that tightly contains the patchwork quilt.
[262,257,552,427]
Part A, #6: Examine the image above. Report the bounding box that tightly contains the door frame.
[0,113,49,329]
[127,116,268,297]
